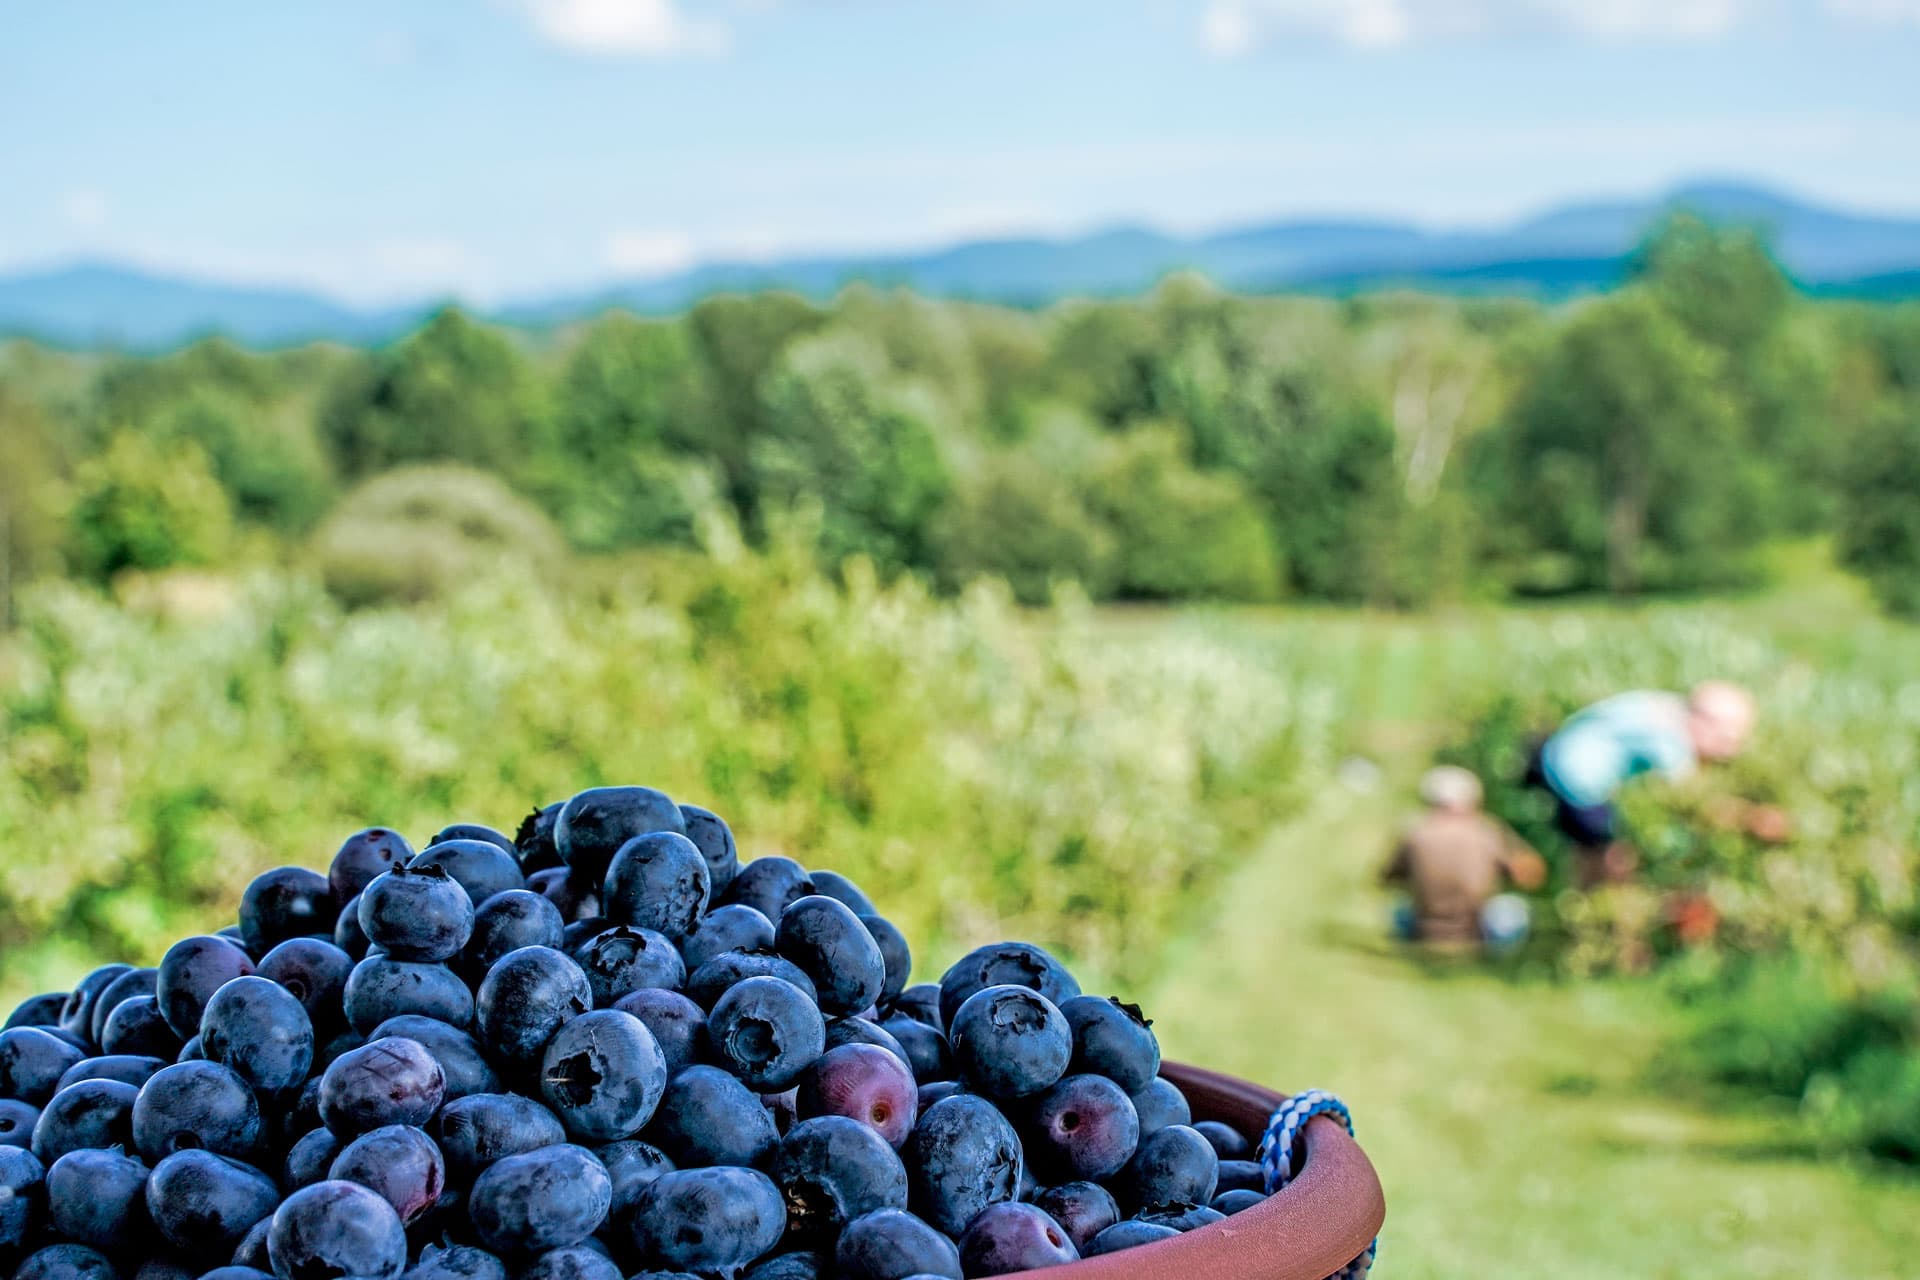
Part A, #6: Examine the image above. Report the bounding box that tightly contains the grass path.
[1141,790,1920,1278]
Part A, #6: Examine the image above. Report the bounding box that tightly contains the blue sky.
[4,0,1918,304]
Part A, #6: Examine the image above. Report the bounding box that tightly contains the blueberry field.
[3,546,1919,1275]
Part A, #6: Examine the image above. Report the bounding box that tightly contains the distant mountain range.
[5,181,1919,351]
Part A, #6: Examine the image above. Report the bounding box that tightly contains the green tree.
[1837,408,1920,616]
[752,332,953,574]
[64,432,233,583]
[682,292,824,527]
[0,389,65,625]
[1477,289,1762,594]
[1085,428,1280,602]
[320,307,542,478]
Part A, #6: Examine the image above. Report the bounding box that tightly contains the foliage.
[1837,407,1920,616]
[310,465,567,608]
[0,538,1327,994]
[63,431,234,583]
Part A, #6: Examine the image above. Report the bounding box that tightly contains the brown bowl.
[1032,1061,1387,1280]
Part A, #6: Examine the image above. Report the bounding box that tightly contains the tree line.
[3,214,1918,618]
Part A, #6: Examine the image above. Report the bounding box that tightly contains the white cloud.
[60,189,109,230]
[605,229,698,277]
[510,0,729,56]
[1826,0,1920,23]
[1200,0,1754,53]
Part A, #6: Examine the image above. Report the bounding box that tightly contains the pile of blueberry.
[1,785,1270,1280]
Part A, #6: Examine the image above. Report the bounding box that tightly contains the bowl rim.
[1028,1060,1387,1279]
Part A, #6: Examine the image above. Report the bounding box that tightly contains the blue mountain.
[4,180,1918,351]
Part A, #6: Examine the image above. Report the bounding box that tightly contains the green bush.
[310,465,566,607]
[1087,429,1281,602]
[1837,408,1920,616]
[64,432,234,583]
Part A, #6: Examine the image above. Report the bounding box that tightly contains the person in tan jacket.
[1383,766,1546,951]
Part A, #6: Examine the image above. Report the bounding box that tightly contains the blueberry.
[741,1252,827,1280]
[798,1044,918,1149]
[1083,1219,1178,1257]
[320,1038,445,1136]
[206,1268,275,1280]
[900,1093,1022,1236]
[806,870,877,917]
[359,865,476,962]
[520,1245,621,1280]
[643,1065,778,1169]
[771,1114,909,1242]
[200,976,315,1093]
[402,1243,509,1280]
[834,1207,962,1280]
[101,996,185,1060]
[572,926,686,1006]
[1115,1124,1218,1212]
[343,957,474,1034]
[1029,1181,1119,1253]
[593,1137,675,1222]
[677,805,739,898]
[330,828,416,902]
[824,1016,911,1069]
[1187,1119,1247,1160]
[957,1201,1078,1274]
[1059,996,1160,1096]
[916,1080,966,1111]
[6,992,69,1031]
[889,985,944,1034]
[936,944,1078,1031]
[468,1144,611,1254]
[0,1147,41,1250]
[46,1147,149,1253]
[678,904,776,973]
[602,832,710,943]
[132,1259,194,1280]
[706,976,825,1092]
[1211,1188,1266,1215]
[13,1244,119,1280]
[879,1016,952,1083]
[1214,1158,1264,1193]
[34,1076,139,1165]
[284,1127,345,1189]
[685,949,819,1010]
[526,869,601,924]
[335,897,372,959]
[257,939,355,1033]
[1135,1200,1226,1232]
[539,1009,667,1142]
[949,986,1070,1100]
[1024,1073,1139,1181]
[609,989,707,1078]
[131,1061,260,1162]
[1128,1077,1191,1137]
[434,1092,567,1179]
[513,803,566,875]
[267,1180,408,1280]
[0,1027,87,1105]
[328,1124,446,1226]
[409,841,525,909]
[723,857,817,924]
[626,1166,785,1275]
[555,787,686,884]
[60,965,135,1043]
[367,1016,501,1101]
[474,947,591,1068]
[239,868,336,956]
[232,1215,275,1270]
[146,1149,280,1261]
[89,968,160,1047]
[427,823,516,854]
[858,917,912,1003]
[776,897,886,1018]
[463,891,565,979]
[175,1035,206,1062]
[560,917,610,954]
[0,1097,39,1147]
[156,937,256,1042]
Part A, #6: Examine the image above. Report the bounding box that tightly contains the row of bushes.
[5,215,1919,616]
[1432,612,1920,1159]
[0,534,1333,1009]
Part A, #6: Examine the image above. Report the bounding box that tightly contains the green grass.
[1128,593,1920,1279]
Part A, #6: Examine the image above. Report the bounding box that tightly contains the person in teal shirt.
[1534,681,1756,884]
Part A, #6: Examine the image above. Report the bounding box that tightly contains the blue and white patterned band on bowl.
[1257,1088,1377,1280]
